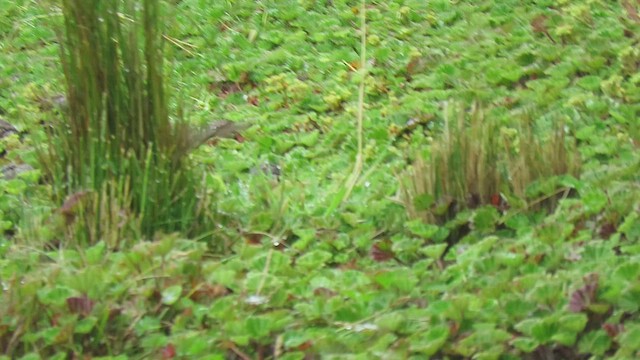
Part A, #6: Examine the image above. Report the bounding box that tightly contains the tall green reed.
[42,0,215,247]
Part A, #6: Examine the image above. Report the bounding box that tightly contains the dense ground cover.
[1,0,639,359]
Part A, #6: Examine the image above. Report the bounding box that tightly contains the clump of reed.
[40,0,216,247]
[399,101,581,225]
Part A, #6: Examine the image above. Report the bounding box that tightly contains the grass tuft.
[39,0,216,246]
[400,101,581,225]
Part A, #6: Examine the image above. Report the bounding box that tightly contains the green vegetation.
[1,0,639,359]
[44,0,219,246]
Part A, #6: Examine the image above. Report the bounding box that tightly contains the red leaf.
[189,283,230,302]
[370,241,395,262]
[296,340,313,351]
[449,321,460,337]
[313,287,337,297]
[66,294,95,317]
[490,193,499,206]
[108,307,122,321]
[568,273,599,313]
[490,193,509,211]
[247,95,259,106]
[244,232,263,245]
[599,222,617,239]
[602,323,624,338]
[161,344,176,359]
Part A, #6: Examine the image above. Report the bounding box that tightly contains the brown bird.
[173,120,250,160]
[192,120,250,145]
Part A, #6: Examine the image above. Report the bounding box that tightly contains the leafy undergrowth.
[1,0,640,359]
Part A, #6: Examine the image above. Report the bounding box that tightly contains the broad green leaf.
[375,312,405,332]
[283,330,313,349]
[75,316,98,334]
[413,193,434,211]
[420,243,448,259]
[578,330,611,356]
[39,327,62,345]
[409,324,449,356]
[618,324,640,351]
[296,250,332,269]
[245,316,272,339]
[161,285,183,305]
[511,337,539,353]
[140,333,168,350]
[559,313,588,333]
[85,241,106,265]
[135,316,161,335]
[530,317,558,343]
[406,220,440,239]
[552,331,577,346]
[581,188,607,214]
[374,269,418,293]
[37,286,74,306]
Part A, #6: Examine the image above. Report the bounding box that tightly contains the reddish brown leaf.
[50,313,61,326]
[449,321,460,337]
[108,307,122,321]
[296,340,313,351]
[247,95,259,106]
[244,232,263,245]
[569,273,599,313]
[161,344,176,359]
[599,222,617,239]
[490,193,509,211]
[602,323,624,338]
[208,80,242,98]
[624,28,635,38]
[313,287,337,297]
[181,307,194,318]
[339,258,359,270]
[190,283,230,302]
[370,241,395,262]
[67,295,95,317]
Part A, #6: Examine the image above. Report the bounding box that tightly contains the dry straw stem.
[338,0,367,207]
